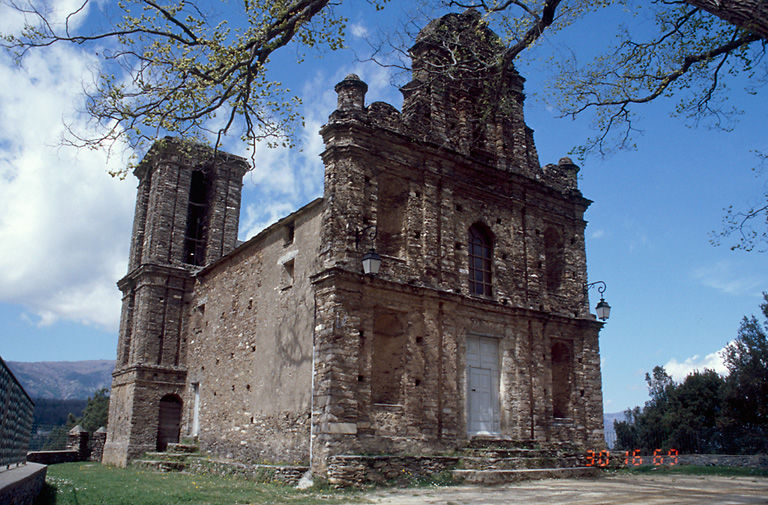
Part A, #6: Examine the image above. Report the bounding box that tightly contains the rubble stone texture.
[103,10,606,480]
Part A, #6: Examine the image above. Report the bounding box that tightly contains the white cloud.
[349,22,369,38]
[590,229,605,239]
[0,42,134,331]
[0,5,404,331]
[236,62,398,241]
[691,260,765,296]
[664,347,728,382]
[0,0,92,33]
[240,201,299,241]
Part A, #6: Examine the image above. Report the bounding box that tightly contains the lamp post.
[586,281,611,321]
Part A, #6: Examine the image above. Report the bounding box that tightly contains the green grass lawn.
[36,462,360,505]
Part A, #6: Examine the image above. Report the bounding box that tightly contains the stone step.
[458,455,583,470]
[167,443,199,454]
[465,438,581,453]
[460,447,559,458]
[465,438,539,450]
[451,466,599,485]
[133,459,187,472]
[186,458,309,485]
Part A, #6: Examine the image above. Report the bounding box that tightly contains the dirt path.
[347,474,768,504]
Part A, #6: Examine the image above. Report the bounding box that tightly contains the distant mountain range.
[7,360,114,400]
[603,411,629,448]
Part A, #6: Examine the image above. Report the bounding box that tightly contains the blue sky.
[0,1,766,413]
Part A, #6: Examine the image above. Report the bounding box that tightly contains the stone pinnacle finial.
[334,74,368,111]
[557,156,580,189]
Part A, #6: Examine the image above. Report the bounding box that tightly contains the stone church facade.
[102,10,606,476]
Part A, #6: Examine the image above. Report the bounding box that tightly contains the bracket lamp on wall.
[356,224,381,276]
[585,280,611,321]
[362,249,382,276]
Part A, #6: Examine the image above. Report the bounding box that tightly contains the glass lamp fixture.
[362,249,382,276]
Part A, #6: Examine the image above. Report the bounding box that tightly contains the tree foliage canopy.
[3,0,765,157]
[41,388,110,450]
[2,0,766,244]
[2,0,387,171]
[615,293,768,454]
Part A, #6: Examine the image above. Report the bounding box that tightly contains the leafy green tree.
[721,292,768,452]
[645,365,674,406]
[613,406,641,450]
[615,367,724,453]
[665,369,724,453]
[638,366,674,451]
[40,388,110,450]
[78,387,110,432]
[616,294,768,454]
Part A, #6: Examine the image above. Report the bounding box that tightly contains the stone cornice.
[320,120,592,218]
[310,266,603,330]
[117,263,194,291]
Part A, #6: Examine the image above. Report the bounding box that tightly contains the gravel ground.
[347,474,768,504]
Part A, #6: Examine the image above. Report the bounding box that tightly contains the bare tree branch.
[1,0,347,172]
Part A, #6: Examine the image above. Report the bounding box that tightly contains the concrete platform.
[0,463,47,505]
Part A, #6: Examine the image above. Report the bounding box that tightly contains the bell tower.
[103,138,248,466]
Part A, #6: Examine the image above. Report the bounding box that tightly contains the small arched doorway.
[157,394,182,451]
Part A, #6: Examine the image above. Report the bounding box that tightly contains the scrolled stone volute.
[334,74,368,111]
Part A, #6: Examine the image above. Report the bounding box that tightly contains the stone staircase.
[133,439,598,487]
[133,442,199,472]
[451,438,599,485]
[132,442,309,485]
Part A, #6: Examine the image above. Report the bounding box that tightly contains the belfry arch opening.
[184,170,210,265]
[157,394,183,451]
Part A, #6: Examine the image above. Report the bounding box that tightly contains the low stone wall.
[89,429,107,462]
[327,455,460,487]
[679,454,768,469]
[186,458,308,485]
[26,426,108,465]
[0,463,47,505]
[26,450,79,465]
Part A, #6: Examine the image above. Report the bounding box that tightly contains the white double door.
[466,335,500,435]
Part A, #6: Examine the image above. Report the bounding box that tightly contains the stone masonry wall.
[310,271,604,472]
[105,139,248,467]
[320,97,592,323]
[0,463,46,505]
[310,11,606,474]
[183,200,324,465]
[106,12,608,481]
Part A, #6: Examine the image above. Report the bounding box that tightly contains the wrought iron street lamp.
[586,281,611,321]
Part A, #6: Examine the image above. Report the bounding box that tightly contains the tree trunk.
[685,0,768,40]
